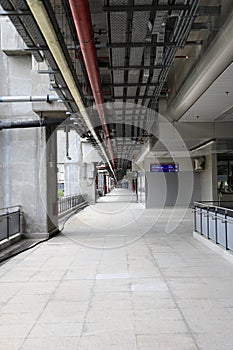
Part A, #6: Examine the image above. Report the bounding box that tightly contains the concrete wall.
[143,157,195,208]
[0,17,63,235]
[137,151,215,208]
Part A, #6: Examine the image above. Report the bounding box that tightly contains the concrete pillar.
[46,125,58,235]
[103,173,107,195]
[200,153,218,202]
[0,16,63,236]
[0,126,58,236]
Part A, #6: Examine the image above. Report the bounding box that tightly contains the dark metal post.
[215,209,218,244]
[6,210,10,239]
[194,205,197,231]
[200,207,203,235]
[225,210,228,250]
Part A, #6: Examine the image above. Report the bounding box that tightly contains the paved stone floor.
[1,189,233,349]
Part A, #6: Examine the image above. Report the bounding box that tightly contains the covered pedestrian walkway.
[1,189,233,349]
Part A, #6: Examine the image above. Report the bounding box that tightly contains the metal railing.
[193,201,233,251]
[58,194,86,215]
[0,205,21,243]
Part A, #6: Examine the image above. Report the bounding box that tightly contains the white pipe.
[0,95,60,103]
[167,8,233,121]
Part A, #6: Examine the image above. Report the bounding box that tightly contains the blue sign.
[150,163,179,173]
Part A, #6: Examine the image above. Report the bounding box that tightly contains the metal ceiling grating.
[110,12,127,42]
[131,11,151,42]
[2,0,214,173]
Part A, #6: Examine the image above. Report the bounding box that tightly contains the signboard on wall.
[150,163,179,173]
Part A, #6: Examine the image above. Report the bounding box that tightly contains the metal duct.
[0,95,60,103]
[0,119,63,130]
[69,0,115,166]
[166,3,233,121]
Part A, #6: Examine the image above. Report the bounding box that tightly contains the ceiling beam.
[24,45,48,51]
[102,82,160,87]
[197,6,221,16]
[113,96,157,100]
[107,41,202,48]
[103,4,192,12]
[108,64,169,70]
[191,22,210,31]
[0,10,31,16]
[86,95,165,100]
[104,5,221,16]
[107,41,177,48]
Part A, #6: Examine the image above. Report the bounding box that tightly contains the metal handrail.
[58,194,85,215]
[194,201,233,214]
[0,204,21,211]
[0,206,22,242]
[193,201,233,251]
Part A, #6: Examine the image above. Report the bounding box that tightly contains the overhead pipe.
[69,0,115,167]
[0,95,60,103]
[0,118,64,130]
[26,0,116,180]
[167,6,233,121]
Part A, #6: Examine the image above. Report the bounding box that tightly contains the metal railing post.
[225,210,228,250]
[207,207,210,239]
[194,205,197,231]
[6,209,10,239]
[200,207,203,235]
[215,209,218,244]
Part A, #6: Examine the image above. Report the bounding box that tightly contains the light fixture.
[190,138,216,152]
[26,0,116,180]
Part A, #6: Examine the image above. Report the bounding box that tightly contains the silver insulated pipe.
[0,95,60,103]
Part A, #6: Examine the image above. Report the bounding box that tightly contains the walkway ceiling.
[1,0,232,175]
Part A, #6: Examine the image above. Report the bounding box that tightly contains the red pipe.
[69,0,115,166]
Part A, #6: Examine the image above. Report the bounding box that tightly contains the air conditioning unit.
[194,156,205,171]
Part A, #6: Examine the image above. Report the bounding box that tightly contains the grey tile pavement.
[0,189,233,349]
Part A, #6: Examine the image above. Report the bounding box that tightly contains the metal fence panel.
[58,194,85,215]
[202,209,208,237]
[208,214,216,241]
[195,208,201,233]
[227,217,233,250]
[194,202,233,252]
[0,207,21,243]
[217,214,226,247]
[9,211,20,237]
[0,216,8,241]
